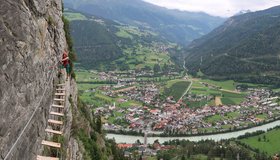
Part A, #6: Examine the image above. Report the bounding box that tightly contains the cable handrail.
[3,61,60,160]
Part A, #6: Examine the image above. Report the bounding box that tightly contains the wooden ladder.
[37,83,66,159]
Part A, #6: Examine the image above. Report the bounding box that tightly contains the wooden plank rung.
[48,119,63,125]
[37,155,59,160]
[56,88,65,91]
[54,98,65,102]
[52,104,64,108]
[55,93,66,96]
[45,128,63,135]
[50,111,64,117]
[41,140,61,148]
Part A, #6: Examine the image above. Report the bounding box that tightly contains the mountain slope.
[64,0,224,45]
[68,16,123,69]
[64,9,176,70]
[185,6,280,85]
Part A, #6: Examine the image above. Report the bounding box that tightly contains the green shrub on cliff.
[71,97,127,160]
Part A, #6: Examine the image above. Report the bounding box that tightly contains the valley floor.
[76,69,280,137]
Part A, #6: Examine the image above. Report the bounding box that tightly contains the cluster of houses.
[91,71,280,135]
[97,70,181,83]
[117,138,174,159]
[100,83,159,105]
[83,71,280,158]
[99,86,279,135]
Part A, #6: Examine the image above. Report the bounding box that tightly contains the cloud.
[143,0,280,17]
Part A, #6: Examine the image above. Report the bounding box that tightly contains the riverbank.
[106,120,280,144]
[107,116,280,137]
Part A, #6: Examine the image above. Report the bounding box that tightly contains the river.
[106,120,280,144]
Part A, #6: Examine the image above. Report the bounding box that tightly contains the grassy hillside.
[64,9,177,71]
[70,97,126,160]
[185,6,280,86]
[63,10,87,21]
[240,127,280,155]
[71,20,122,69]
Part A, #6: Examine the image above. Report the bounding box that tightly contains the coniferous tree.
[96,115,102,134]
[153,64,161,74]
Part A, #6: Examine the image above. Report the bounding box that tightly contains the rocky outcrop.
[0,0,67,159]
[64,79,84,160]
[66,137,84,160]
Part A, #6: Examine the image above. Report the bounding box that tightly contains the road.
[178,60,193,102]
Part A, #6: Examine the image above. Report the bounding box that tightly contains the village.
[88,71,280,136]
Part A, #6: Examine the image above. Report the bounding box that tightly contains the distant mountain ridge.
[185,6,280,86]
[235,10,251,16]
[64,0,225,45]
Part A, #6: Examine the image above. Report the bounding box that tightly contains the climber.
[61,51,70,80]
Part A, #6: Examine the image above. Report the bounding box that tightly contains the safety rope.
[3,61,60,160]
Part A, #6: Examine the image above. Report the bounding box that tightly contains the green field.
[172,154,221,160]
[191,78,269,92]
[221,91,245,98]
[76,70,99,82]
[198,127,216,133]
[240,128,280,155]
[114,42,173,70]
[273,88,280,92]
[116,26,158,37]
[200,79,236,91]
[107,111,124,123]
[95,93,113,102]
[191,81,205,88]
[117,100,142,108]
[164,80,191,101]
[190,79,247,106]
[239,82,273,89]
[64,12,87,21]
[79,92,95,104]
[165,79,187,88]
[76,70,145,107]
[76,71,110,105]
[191,88,245,105]
[221,97,244,105]
[191,88,220,96]
[196,78,271,91]
[185,100,209,108]
[205,112,241,124]
[115,29,133,39]
[205,115,223,123]
[147,157,157,160]
[226,112,240,119]
[78,83,102,91]
[256,113,268,120]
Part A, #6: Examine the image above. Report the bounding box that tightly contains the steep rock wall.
[64,80,84,160]
[0,0,67,159]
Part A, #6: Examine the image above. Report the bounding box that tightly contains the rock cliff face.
[0,0,69,159]
[64,80,84,160]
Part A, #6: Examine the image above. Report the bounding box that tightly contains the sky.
[143,0,280,17]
